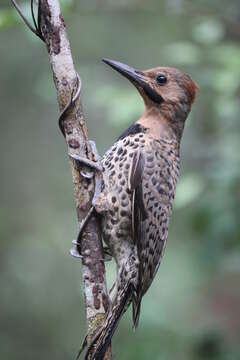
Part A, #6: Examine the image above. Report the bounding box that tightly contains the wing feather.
[128,150,148,327]
[128,148,171,328]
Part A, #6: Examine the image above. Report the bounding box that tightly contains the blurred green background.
[1,0,240,359]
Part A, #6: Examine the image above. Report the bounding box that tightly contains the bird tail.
[132,295,142,330]
[85,283,133,360]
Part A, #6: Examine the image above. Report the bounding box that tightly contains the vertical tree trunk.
[11,0,111,358]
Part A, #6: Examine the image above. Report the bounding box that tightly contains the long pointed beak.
[102,58,164,104]
[102,58,146,86]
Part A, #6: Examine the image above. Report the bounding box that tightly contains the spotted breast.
[101,124,180,305]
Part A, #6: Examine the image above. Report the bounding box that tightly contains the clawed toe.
[70,245,83,259]
[68,152,102,172]
[103,247,112,262]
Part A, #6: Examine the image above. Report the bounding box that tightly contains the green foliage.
[0,8,17,29]
[0,0,239,359]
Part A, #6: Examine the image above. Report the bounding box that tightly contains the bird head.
[103,58,199,138]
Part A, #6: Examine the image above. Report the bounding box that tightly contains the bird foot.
[68,152,103,172]
[70,240,112,263]
[69,140,103,204]
[68,140,104,260]
[69,245,83,259]
[103,246,112,262]
[69,206,94,260]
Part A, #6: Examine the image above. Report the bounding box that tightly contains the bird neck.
[137,107,179,143]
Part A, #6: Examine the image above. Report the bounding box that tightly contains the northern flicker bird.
[70,59,199,360]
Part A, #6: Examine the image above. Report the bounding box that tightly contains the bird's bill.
[102,58,163,104]
[102,58,146,86]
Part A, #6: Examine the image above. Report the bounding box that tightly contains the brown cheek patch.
[162,83,180,104]
[184,78,200,105]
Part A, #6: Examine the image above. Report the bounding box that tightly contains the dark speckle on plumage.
[86,59,199,360]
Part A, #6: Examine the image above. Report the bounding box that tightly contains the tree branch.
[11,0,111,358]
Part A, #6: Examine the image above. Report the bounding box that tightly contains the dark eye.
[156,74,167,85]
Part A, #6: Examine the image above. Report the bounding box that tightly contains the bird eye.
[156,74,167,85]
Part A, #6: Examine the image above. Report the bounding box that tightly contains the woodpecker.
[73,59,199,360]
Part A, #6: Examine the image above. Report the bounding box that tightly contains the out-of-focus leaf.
[94,85,143,127]
[209,45,240,69]
[192,17,224,45]
[175,175,205,209]
[222,252,240,272]
[214,96,239,121]
[212,70,240,94]
[0,8,17,29]
[164,42,201,65]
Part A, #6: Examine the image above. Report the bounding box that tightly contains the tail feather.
[132,296,142,330]
[85,284,132,360]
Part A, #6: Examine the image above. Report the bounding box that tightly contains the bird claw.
[72,239,80,246]
[80,170,94,179]
[71,241,111,263]
[67,143,104,263]
[103,246,112,262]
[89,140,101,162]
[68,152,103,172]
[69,245,83,259]
[69,207,94,260]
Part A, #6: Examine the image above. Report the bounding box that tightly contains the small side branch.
[11,0,111,358]
[11,0,44,40]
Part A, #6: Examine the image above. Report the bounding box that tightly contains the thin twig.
[11,0,44,41]
[31,0,38,34]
